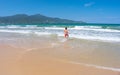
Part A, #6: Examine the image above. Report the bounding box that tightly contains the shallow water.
[0,24,120,42]
[0,32,120,70]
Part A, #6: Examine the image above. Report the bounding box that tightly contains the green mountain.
[0,14,85,24]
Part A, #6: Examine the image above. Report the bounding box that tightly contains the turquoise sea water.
[0,23,120,42]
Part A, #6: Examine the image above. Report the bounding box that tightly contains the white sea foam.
[71,26,120,32]
[45,27,64,30]
[0,25,120,42]
[68,61,120,72]
[34,32,52,35]
[25,25,38,28]
[44,26,120,32]
[6,25,22,28]
[0,30,30,34]
[0,25,44,30]
[74,26,101,29]
[84,29,120,32]
[0,26,7,28]
[69,34,120,42]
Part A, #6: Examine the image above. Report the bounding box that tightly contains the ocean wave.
[69,34,120,42]
[44,26,120,32]
[71,26,120,32]
[0,29,120,42]
[0,25,120,31]
[0,25,120,42]
[25,25,38,28]
[0,25,44,29]
[74,26,102,29]
[0,30,30,34]
[5,25,23,29]
[34,32,52,35]
[45,27,64,30]
[0,29,53,36]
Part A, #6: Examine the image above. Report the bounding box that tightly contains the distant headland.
[0,14,85,25]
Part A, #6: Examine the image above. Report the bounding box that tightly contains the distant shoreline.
[0,14,85,25]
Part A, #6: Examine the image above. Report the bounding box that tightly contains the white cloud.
[84,2,95,7]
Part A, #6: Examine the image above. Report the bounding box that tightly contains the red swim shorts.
[65,34,69,37]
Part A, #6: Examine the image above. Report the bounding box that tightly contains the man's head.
[65,27,67,30]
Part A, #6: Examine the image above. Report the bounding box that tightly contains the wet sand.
[0,43,119,75]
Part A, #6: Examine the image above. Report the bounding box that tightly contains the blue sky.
[0,0,120,23]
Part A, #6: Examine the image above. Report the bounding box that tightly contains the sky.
[0,0,120,23]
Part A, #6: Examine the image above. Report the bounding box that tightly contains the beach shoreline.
[0,40,120,75]
[0,24,120,75]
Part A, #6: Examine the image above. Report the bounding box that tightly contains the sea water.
[0,23,120,71]
[0,23,120,42]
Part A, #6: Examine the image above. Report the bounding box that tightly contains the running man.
[64,27,69,38]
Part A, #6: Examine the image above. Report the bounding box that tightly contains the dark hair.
[65,27,67,30]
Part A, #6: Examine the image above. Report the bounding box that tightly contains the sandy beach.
[0,39,120,75]
[0,0,120,74]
